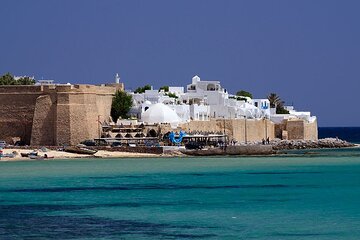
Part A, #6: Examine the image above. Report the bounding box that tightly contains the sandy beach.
[0,148,162,161]
[1,141,358,161]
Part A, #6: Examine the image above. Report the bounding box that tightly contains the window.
[207,84,216,91]
[188,85,196,90]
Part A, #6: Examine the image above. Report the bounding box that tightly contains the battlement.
[0,84,116,95]
[0,85,43,93]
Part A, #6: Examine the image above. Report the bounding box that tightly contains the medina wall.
[50,85,116,146]
[230,119,275,142]
[175,118,316,142]
[0,84,115,146]
[286,120,305,140]
[275,119,318,141]
[175,118,275,142]
[31,95,57,145]
[304,119,318,140]
[0,86,44,144]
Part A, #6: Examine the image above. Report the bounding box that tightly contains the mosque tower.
[115,73,120,84]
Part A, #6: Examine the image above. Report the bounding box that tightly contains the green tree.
[267,93,289,114]
[166,92,178,98]
[236,90,253,99]
[0,73,35,85]
[0,73,15,85]
[16,76,35,85]
[134,84,151,93]
[111,90,133,122]
[276,107,290,114]
[159,85,169,92]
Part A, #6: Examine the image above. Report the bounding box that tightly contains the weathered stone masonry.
[0,85,115,146]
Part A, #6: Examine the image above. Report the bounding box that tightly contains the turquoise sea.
[1,147,360,239]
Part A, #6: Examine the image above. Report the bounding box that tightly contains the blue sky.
[1,0,359,127]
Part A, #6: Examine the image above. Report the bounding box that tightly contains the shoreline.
[0,148,168,162]
[0,138,357,162]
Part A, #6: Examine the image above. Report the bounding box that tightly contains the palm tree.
[268,93,289,114]
[267,93,283,108]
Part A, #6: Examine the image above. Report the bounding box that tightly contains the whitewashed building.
[128,75,314,126]
[270,106,317,124]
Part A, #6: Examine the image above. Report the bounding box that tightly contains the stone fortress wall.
[115,118,317,144]
[0,86,43,144]
[161,118,317,142]
[275,119,318,140]
[0,84,116,146]
[177,119,276,142]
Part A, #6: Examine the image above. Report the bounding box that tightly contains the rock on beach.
[271,138,355,150]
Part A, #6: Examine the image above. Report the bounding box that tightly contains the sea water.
[1,148,360,239]
[319,127,360,143]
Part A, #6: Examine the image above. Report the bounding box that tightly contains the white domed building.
[239,102,262,119]
[141,102,182,127]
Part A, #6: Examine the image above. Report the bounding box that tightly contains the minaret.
[115,73,120,84]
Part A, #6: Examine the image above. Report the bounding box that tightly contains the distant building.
[125,75,317,141]
[14,75,35,81]
[36,79,55,85]
[129,75,275,124]
[103,73,124,91]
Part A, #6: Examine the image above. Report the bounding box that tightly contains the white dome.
[239,102,261,119]
[144,100,152,105]
[141,103,181,125]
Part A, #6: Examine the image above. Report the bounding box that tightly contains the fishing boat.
[29,155,44,160]
[64,146,97,155]
[1,153,15,158]
[21,152,38,157]
[44,154,54,159]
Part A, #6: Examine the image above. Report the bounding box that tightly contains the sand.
[0,148,161,161]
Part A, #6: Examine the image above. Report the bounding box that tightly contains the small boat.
[64,146,97,155]
[21,152,38,157]
[1,153,15,158]
[44,154,54,159]
[29,155,44,160]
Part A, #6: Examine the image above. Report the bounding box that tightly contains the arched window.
[147,129,157,137]
[207,84,216,91]
[115,133,123,138]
